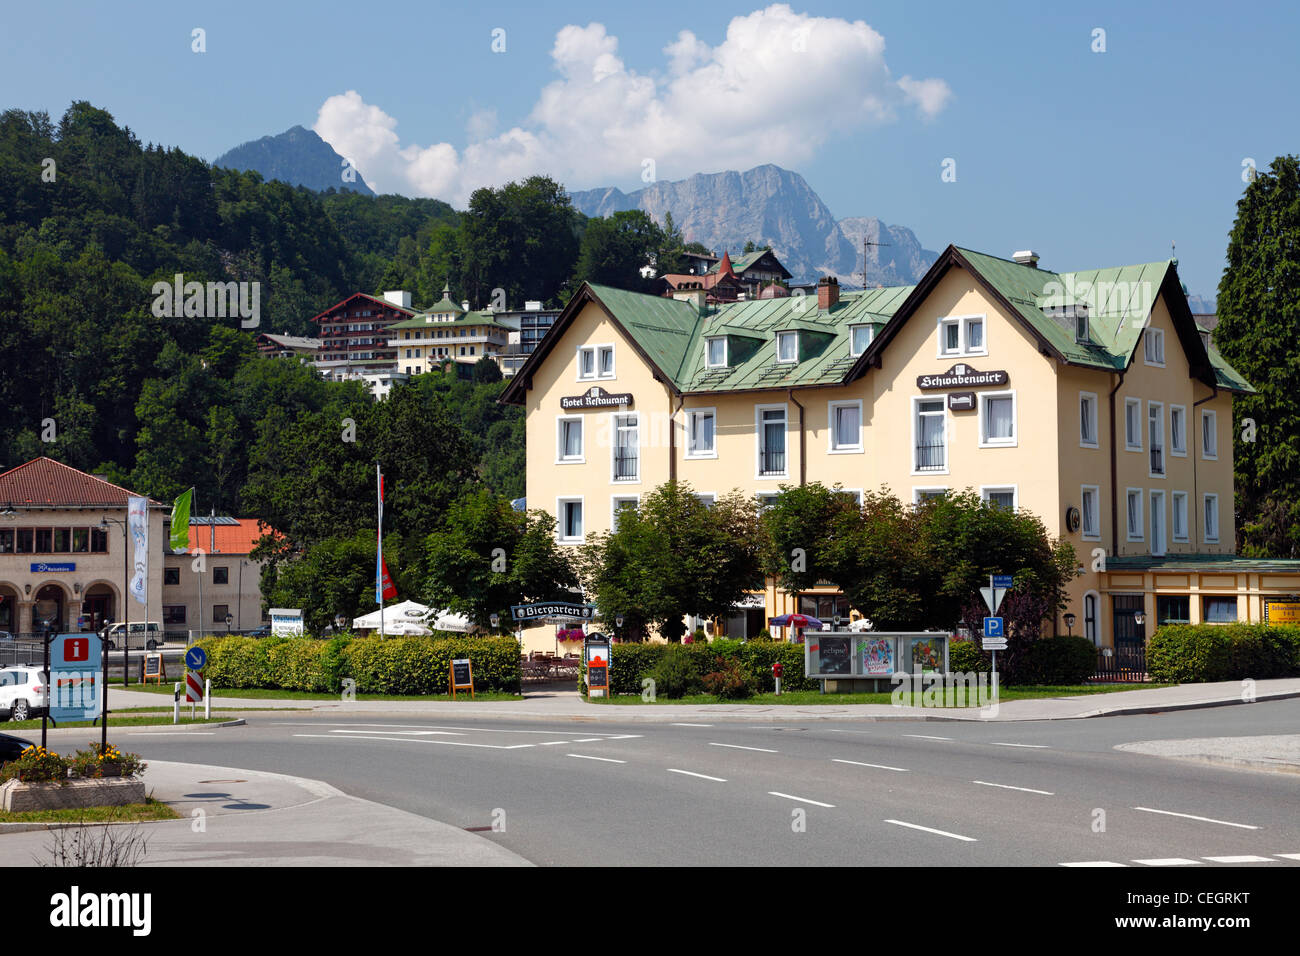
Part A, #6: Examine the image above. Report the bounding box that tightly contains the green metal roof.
[390,310,511,331]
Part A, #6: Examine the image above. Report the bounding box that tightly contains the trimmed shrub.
[604,639,816,697]
[1017,636,1096,685]
[948,639,989,675]
[647,645,701,699]
[1148,624,1300,683]
[701,655,756,700]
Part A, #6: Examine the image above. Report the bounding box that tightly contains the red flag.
[379,558,398,600]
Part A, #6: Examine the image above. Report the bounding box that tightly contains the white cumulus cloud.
[313,4,951,204]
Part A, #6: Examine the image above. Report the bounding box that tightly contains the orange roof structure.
[187,519,278,555]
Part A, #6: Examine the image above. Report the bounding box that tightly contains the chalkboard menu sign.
[587,664,609,689]
[819,636,852,675]
[450,658,474,698]
[143,652,165,682]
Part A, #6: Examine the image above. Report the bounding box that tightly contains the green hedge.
[1148,624,1300,683]
[193,635,521,694]
[582,640,818,697]
[1018,636,1096,685]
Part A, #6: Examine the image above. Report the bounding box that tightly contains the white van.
[102,622,163,651]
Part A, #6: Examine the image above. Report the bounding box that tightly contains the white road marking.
[972,780,1054,795]
[667,769,727,782]
[825,729,872,735]
[885,819,977,842]
[902,734,952,741]
[710,742,778,753]
[127,731,215,736]
[1276,854,1300,861]
[832,758,910,772]
[291,734,532,749]
[328,729,463,736]
[571,737,605,742]
[769,791,835,808]
[989,742,1050,749]
[1132,858,1203,866]
[1203,855,1277,863]
[671,722,713,727]
[1132,807,1259,830]
[1061,861,1128,867]
[538,741,572,746]
[567,754,626,763]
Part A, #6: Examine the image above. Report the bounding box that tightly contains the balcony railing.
[1150,445,1164,475]
[613,447,639,481]
[915,441,946,472]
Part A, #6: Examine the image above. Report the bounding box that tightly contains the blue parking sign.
[983,617,1004,638]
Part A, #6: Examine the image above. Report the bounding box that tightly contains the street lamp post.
[335,613,347,635]
[1064,612,1076,638]
[225,613,233,635]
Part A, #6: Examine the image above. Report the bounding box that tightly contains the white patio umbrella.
[352,599,432,633]
[426,609,472,633]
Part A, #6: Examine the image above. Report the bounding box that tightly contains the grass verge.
[107,683,523,702]
[0,797,180,824]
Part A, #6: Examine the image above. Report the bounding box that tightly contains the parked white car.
[102,622,162,651]
[0,666,48,721]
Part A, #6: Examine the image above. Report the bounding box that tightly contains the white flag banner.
[128,496,148,606]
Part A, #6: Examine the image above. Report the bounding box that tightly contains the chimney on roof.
[1012,250,1040,268]
[817,275,840,311]
[672,285,708,316]
[383,290,413,308]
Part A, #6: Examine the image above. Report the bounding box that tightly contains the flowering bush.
[0,745,69,784]
[557,628,585,644]
[69,743,147,779]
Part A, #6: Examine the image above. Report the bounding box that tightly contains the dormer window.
[1075,312,1089,343]
[849,325,874,357]
[706,336,728,368]
[777,331,798,363]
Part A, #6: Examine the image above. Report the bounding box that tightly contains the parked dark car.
[247,625,272,638]
[0,732,35,764]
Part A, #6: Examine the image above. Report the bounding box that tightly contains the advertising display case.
[804,632,951,691]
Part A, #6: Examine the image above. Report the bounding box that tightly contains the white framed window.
[685,408,717,459]
[1148,401,1165,477]
[611,495,639,531]
[1125,398,1142,450]
[1143,327,1165,366]
[756,492,780,512]
[1083,591,1101,646]
[1201,409,1218,460]
[705,337,727,368]
[694,493,716,507]
[913,397,948,474]
[1172,491,1189,542]
[611,412,639,483]
[981,486,1017,510]
[756,404,788,478]
[776,331,798,363]
[1203,493,1219,543]
[1170,405,1187,456]
[912,487,948,505]
[1079,392,1098,448]
[849,325,874,357]
[936,315,986,357]
[577,344,615,380]
[1150,490,1166,556]
[835,488,864,507]
[557,497,584,544]
[556,416,584,463]
[828,400,863,453]
[979,390,1017,447]
[1126,488,1144,541]
[1080,485,1101,539]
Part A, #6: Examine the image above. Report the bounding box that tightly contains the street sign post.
[983,617,1004,638]
[992,575,1014,589]
[185,646,207,671]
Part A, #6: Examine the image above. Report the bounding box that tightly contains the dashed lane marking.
[902,734,952,741]
[989,742,1050,749]
[709,742,777,753]
[1132,807,1259,829]
[667,769,727,782]
[1060,861,1128,867]
[832,758,909,772]
[291,734,533,749]
[972,780,1054,795]
[885,819,977,842]
[768,791,835,808]
[567,754,626,764]
[1203,855,1278,863]
[671,723,713,727]
[1132,858,1203,866]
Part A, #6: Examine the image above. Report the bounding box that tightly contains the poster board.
[143,652,165,683]
[450,658,474,698]
[1263,600,1300,624]
[804,632,950,679]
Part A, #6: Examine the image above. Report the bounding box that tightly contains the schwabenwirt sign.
[560,386,633,410]
[917,364,1010,390]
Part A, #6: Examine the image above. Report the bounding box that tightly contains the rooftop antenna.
[861,235,890,291]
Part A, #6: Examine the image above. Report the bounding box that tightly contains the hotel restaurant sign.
[560,386,633,410]
[917,363,1010,391]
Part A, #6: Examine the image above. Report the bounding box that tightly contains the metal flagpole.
[377,463,384,639]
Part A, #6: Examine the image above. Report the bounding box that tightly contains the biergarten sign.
[511,601,597,622]
[560,386,633,410]
[917,364,1010,390]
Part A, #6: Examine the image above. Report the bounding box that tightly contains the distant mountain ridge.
[569,164,938,287]
[214,125,376,196]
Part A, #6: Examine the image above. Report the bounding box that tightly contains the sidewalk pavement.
[101,678,1300,722]
[0,761,531,866]
[1116,735,1300,775]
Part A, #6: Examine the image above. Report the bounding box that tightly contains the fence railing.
[915,441,945,472]
[1093,645,1148,682]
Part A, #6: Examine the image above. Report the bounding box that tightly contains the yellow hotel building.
[501,245,1300,653]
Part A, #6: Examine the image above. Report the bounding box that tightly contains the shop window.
[163,605,187,625]
[1202,596,1237,623]
[1156,595,1190,625]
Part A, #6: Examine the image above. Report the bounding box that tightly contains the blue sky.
[4,1,1298,301]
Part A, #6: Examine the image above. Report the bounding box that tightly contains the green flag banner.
[170,488,192,554]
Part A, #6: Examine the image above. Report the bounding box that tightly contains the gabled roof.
[707,248,793,280]
[309,292,416,324]
[258,333,322,350]
[0,458,161,507]
[851,245,1254,393]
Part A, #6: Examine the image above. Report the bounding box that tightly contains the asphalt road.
[83,700,1300,867]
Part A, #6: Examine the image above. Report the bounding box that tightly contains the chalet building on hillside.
[312,291,414,381]
[708,248,793,298]
[256,332,322,361]
[660,251,747,304]
[501,244,1300,653]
